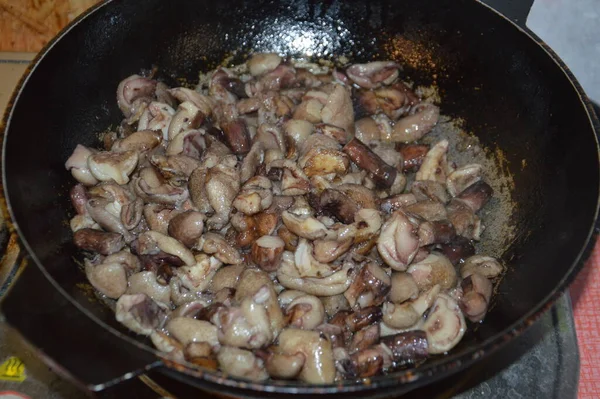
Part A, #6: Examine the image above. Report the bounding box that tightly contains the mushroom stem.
[456,180,494,213]
[73,228,124,255]
[398,144,429,172]
[343,137,397,189]
[222,118,251,155]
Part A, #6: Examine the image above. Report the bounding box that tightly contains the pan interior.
[3,0,598,390]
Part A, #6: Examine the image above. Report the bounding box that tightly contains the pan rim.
[1,0,599,394]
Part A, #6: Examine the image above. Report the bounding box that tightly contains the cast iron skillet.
[1,0,599,397]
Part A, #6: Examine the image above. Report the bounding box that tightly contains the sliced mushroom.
[73,228,125,255]
[84,259,127,299]
[405,201,448,222]
[212,286,274,349]
[320,294,351,317]
[344,260,390,309]
[277,251,353,296]
[349,324,380,353]
[298,146,350,178]
[399,144,429,172]
[281,211,329,240]
[87,150,138,185]
[252,235,285,271]
[391,103,440,143]
[167,211,205,248]
[248,53,282,76]
[438,236,476,266]
[380,193,417,214]
[65,144,99,186]
[418,220,456,246]
[411,180,450,204]
[285,294,326,330]
[262,350,306,380]
[446,198,483,241]
[198,232,242,265]
[209,264,245,293]
[150,330,185,362]
[166,317,220,350]
[379,330,429,368]
[133,168,189,207]
[423,293,466,354]
[313,189,358,224]
[389,272,419,304]
[217,346,269,381]
[460,273,493,322]
[407,252,457,291]
[381,301,420,330]
[269,160,311,196]
[138,102,176,140]
[168,87,213,116]
[277,328,335,384]
[233,176,273,215]
[127,271,171,305]
[235,269,285,336]
[321,84,355,135]
[461,255,503,279]
[117,74,157,117]
[138,230,195,266]
[415,139,451,183]
[115,294,166,335]
[346,62,399,89]
[173,254,222,293]
[240,142,265,184]
[343,137,397,189]
[104,250,141,274]
[456,180,494,213]
[313,236,353,264]
[168,102,204,140]
[446,164,483,197]
[377,210,419,271]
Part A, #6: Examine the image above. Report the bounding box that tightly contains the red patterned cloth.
[570,239,600,398]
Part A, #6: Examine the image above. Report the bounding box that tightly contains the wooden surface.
[0,0,99,52]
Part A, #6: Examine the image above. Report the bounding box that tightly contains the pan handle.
[0,259,162,392]
[479,0,534,28]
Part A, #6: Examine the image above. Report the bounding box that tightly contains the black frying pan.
[1,0,599,397]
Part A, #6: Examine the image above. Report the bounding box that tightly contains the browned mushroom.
[222,118,251,155]
[343,137,397,189]
[349,324,380,353]
[344,260,391,309]
[398,144,430,172]
[74,228,124,255]
[417,220,456,246]
[456,180,494,213]
[405,201,448,222]
[251,235,285,271]
[438,236,476,266]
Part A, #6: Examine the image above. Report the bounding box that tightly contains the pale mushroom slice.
[423,293,466,354]
[88,150,138,185]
